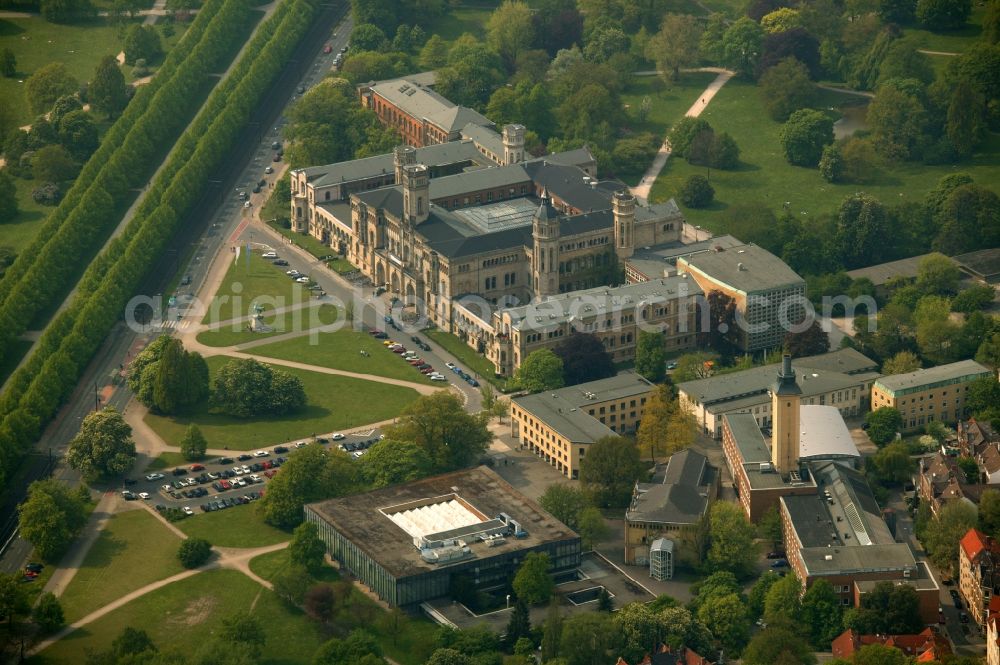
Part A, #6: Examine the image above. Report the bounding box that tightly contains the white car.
[145,472,165,481]
[286,269,300,275]
[295,441,307,448]
[430,374,447,381]
[262,251,277,259]
[264,166,274,174]
[250,474,262,483]
[253,450,269,457]
[233,477,246,488]
[182,506,194,516]
[162,484,173,492]
[138,492,150,500]
[445,362,456,370]
[232,466,244,475]
[241,465,251,474]
[331,433,345,441]
[295,276,310,283]
[243,200,251,208]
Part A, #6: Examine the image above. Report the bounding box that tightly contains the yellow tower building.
[771,354,802,475]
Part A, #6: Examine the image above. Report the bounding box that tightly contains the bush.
[178,537,212,568]
[32,182,62,206]
[669,117,712,157]
[779,108,834,166]
[679,175,715,208]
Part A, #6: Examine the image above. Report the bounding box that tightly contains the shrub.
[679,175,715,208]
[32,183,63,205]
[178,537,212,568]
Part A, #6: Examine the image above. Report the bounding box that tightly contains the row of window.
[559,236,610,252]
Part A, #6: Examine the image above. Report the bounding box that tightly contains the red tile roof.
[961,528,991,561]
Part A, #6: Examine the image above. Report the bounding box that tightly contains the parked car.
[264,166,274,174]
[253,450,269,457]
[238,454,253,461]
[332,433,345,441]
[766,551,786,559]
[273,259,289,266]
[218,457,234,464]
[430,374,447,381]
[417,341,431,352]
[146,472,165,481]
[445,362,456,370]
[770,559,789,568]
[262,251,277,259]
[189,464,205,472]
[323,44,332,53]
[172,467,187,476]
[182,506,194,516]
[274,446,289,454]
[466,377,479,387]
[122,490,136,500]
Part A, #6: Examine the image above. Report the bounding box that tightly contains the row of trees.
[127,335,210,415]
[257,391,492,528]
[0,0,251,374]
[0,0,321,489]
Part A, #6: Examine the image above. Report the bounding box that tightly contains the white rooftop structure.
[798,405,860,462]
[385,497,485,540]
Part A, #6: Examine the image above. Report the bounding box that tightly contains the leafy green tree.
[759,57,816,121]
[57,109,99,161]
[418,34,449,69]
[868,85,926,161]
[559,612,616,665]
[763,572,802,625]
[845,580,924,634]
[645,13,701,82]
[577,506,610,550]
[924,501,978,574]
[836,193,889,269]
[934,183,1000,255]
[870,442,915,485]
[672,351,720,382]
[679,175,715,208]
[953,284,996,313]
[178,537,212,568]
[553,333,615,386]
[515,349,565,393]
[89,55,128,118]
[111,626,156,658]
[669,117,712,158]
[220,611,265,656]
[290,522,327,573]
[780,108,834,166]
[801,579,843,647]
[877,43,934,86]
[614,602,667,662]
[314,630,386,665]
[878,0,917,23]
[32,591,64,634]
[865,407,903,446]
[513,552,554,605]
[539,483,589,530]
[0,572,30,642]
[67,407,136,480]
[742,625,816,665]
[123,24,163,65]
[707,501,758,577]
[722,17,764,77]
[486,1,534,71]
[17,479,88,561]
[32,144,77,183]
[634,331,666,382]
[360,439,431,487]
[435,37,505,108]
[0,48,15,77]
[258,446,360,528]
[698,591,750,654]
[273,564,309,605]
[426,649,470,665]
[784,320,830,357]
[505,599,531,648]
[304,584,336,623]
[916,252,961,295]
[350,23,388,51]
[748,570,781,620]
[153,336,188,414]
[980,489,1000,538]
[579,435,644,508]
[179,425,207,461]
[917,0,971,28]
[384,391,491,471]
[212,358,306,417]
[0,172,18,221]
[882,350,920,375]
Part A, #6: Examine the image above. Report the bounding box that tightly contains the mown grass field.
[144,355,421,449]
[649,79,1000,229]
[177,502,290,548]
[58,509,184,623]
[250,329,435,384]
[422,327,499,384]
[247,548,339,583]
[30,569,326,665]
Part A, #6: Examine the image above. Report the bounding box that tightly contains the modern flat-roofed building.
[624,449,719,569]
[678,348,880,439]
[509,371,655,479]
[780,461,938,620]
[676,243,807,352]
[305,466,581,607]
[871,360,994,430]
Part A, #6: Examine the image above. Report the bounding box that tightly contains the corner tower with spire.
[771,353,802,475]
[532,189,560,298]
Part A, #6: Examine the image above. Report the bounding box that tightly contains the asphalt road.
[0,5,352,574]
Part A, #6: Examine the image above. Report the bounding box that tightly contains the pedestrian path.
[629,67,735,203]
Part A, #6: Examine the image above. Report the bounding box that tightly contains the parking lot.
[121,429,383,513]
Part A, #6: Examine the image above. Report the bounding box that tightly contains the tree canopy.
[515,348,566,393]
[66,406,136,481]
[17,479,88,562]
[579,435,645,508]
[384,391,491,471]
[553,333,615,386]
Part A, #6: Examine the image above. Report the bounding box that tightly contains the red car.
[392,347,407,354]
[323,44,332,54]
[190,464,205,472]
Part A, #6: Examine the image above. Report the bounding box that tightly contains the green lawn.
[31,570,326,665]
[144,451,190,471]
[649,79,1000,229]
[618,72,719,185]
[58,509,184,623]
[248,548,339,583]
[431,6,493,42]
[250,329,434,384]
[422,327,505,388]
[2,178,50,255]
[901,4,986,54]
[144,355,421,449]
[263,220,357,274]
[197,251,339,347]
[177,503,290,548]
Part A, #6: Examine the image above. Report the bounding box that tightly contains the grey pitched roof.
[522,160,616,212]
[308,141,493,189]
[429,165,531,201]
[460,122,504,155]
[845,253,951,287]
[537,146,596,169]
[369,78,494,133]
[627,449,715,525]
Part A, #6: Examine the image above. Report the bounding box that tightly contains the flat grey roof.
[800,543,916,575]
[678,243,804,294]
[955,247,1000,281]
[845,253,949,286]
[678,349,879,407]
[306,466,576,579]
[504,276,703,332]
[874,359,992,395]
[799,405,860,460]
[725,413,771,464]
[512,371,654,444]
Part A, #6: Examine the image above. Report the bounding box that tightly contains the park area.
[250,329,436,384]
[143,355,422,450]
[178,503,290,548]
[197,251,338,347]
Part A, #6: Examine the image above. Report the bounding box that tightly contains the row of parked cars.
[201,491,263,512]
[378,337,449,381]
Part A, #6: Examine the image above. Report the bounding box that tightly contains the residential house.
[959,529,1000,627]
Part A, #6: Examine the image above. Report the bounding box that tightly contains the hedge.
[0,0,322,489]
[0,0,257,368]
